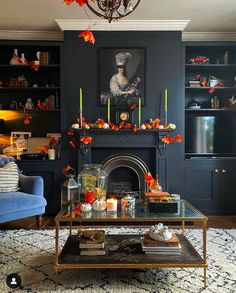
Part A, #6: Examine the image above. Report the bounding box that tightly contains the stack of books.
[141,233,182,255]
[79,230,105,256]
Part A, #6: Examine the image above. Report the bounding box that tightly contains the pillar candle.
[106,198,117,212]
[138,98,141,127]
[107,97,110,124]
[164,88,168,112]
[80,87,83,111]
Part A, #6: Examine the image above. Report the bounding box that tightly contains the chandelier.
[85,0,141,23]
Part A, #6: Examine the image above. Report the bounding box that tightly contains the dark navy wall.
[61,31,184,195]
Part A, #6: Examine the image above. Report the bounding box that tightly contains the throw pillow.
[0,161,19,192]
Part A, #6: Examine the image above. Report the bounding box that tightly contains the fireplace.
[76,129,168,191]
[101,154,149,198]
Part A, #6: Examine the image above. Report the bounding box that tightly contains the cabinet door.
[184,160,220,213]
[219,162,236,214]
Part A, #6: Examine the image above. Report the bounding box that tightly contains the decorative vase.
[78,164,108,201]
[48,149,55,160]
[20,53,27,64]
[9,49,20,65]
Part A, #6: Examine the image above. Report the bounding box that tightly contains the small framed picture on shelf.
[10,131,31,152]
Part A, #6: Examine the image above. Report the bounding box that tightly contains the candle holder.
[106,198,118,213]
[79,109,83,128]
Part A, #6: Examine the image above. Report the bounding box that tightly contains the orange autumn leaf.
[78,30,95,44]
[64,0,75,5]
[69,140,78,148]
[209,88,215,94]
[75,0,86,6]
[24,115,32,125]
[67,129,74,136]
[176,134,183,142]
[144,172,155,184]
[62,165,73,175]
[161,136,175,144]
[80,136,92,144]
[153,118,161,128]
[125,123,132,129]
[129,103,137,110]
[118,121,125,129]
[133,125,139,132]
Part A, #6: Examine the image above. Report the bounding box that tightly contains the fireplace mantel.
[75,128,172,154]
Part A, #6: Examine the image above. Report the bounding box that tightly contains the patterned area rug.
[0,228,235,293]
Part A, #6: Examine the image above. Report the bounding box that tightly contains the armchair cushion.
[0,161,19,192]
[0,192,47,216]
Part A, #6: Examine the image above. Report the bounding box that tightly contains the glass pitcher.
[78,164,108,201]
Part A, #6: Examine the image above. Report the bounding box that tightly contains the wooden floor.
[1,215,236,230]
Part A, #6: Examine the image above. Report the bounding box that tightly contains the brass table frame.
[54,200,208,290]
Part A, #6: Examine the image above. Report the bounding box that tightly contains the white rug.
[0,228,235,293]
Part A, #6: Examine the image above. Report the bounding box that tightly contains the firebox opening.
[108,166,139,197]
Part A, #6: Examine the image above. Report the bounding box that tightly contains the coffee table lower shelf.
[55,234,205,269]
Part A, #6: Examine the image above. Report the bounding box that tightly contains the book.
[79,240,105,249]
[145,250,182,255]
[144,233,180,247]
[80,249,105,256]
[141,239,182,251]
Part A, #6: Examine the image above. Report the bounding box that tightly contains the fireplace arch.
[101,154,149,197]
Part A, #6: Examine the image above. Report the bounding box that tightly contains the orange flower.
[80,136,92,144]
[176,134,183,143]
[97,119,105,126]
[78,29,95,44]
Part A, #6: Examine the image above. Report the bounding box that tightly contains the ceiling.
[0,0,236,33]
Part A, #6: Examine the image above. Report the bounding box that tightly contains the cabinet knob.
[222,169,226,173]
[215,169,219,173]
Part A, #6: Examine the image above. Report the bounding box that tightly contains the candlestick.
[79,109,83,128]
[138,98,141,128]
[106,198,117,212]
[164,88,168,124]
[80,87,83,111]
[107,97,110,124]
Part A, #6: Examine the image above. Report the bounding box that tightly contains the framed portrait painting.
[99,48,146,106]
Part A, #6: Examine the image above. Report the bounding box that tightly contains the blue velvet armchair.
[0,155,47,227]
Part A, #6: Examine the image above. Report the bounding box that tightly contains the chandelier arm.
[84,0,141,22]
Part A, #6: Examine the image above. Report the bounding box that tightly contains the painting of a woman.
[100,48,145,105]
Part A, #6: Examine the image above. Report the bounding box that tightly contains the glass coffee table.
[54,200,208,289]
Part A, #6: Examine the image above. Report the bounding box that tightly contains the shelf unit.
[0,42,61,136]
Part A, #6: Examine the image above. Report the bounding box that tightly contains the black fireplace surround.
[76,129,169,196]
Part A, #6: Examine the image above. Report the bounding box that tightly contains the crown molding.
[0,30,63,41]
[182,32,236,42]
[55,19,190,31]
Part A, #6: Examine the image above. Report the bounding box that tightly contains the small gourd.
[92,199,107,211]
[80,203,92,212]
